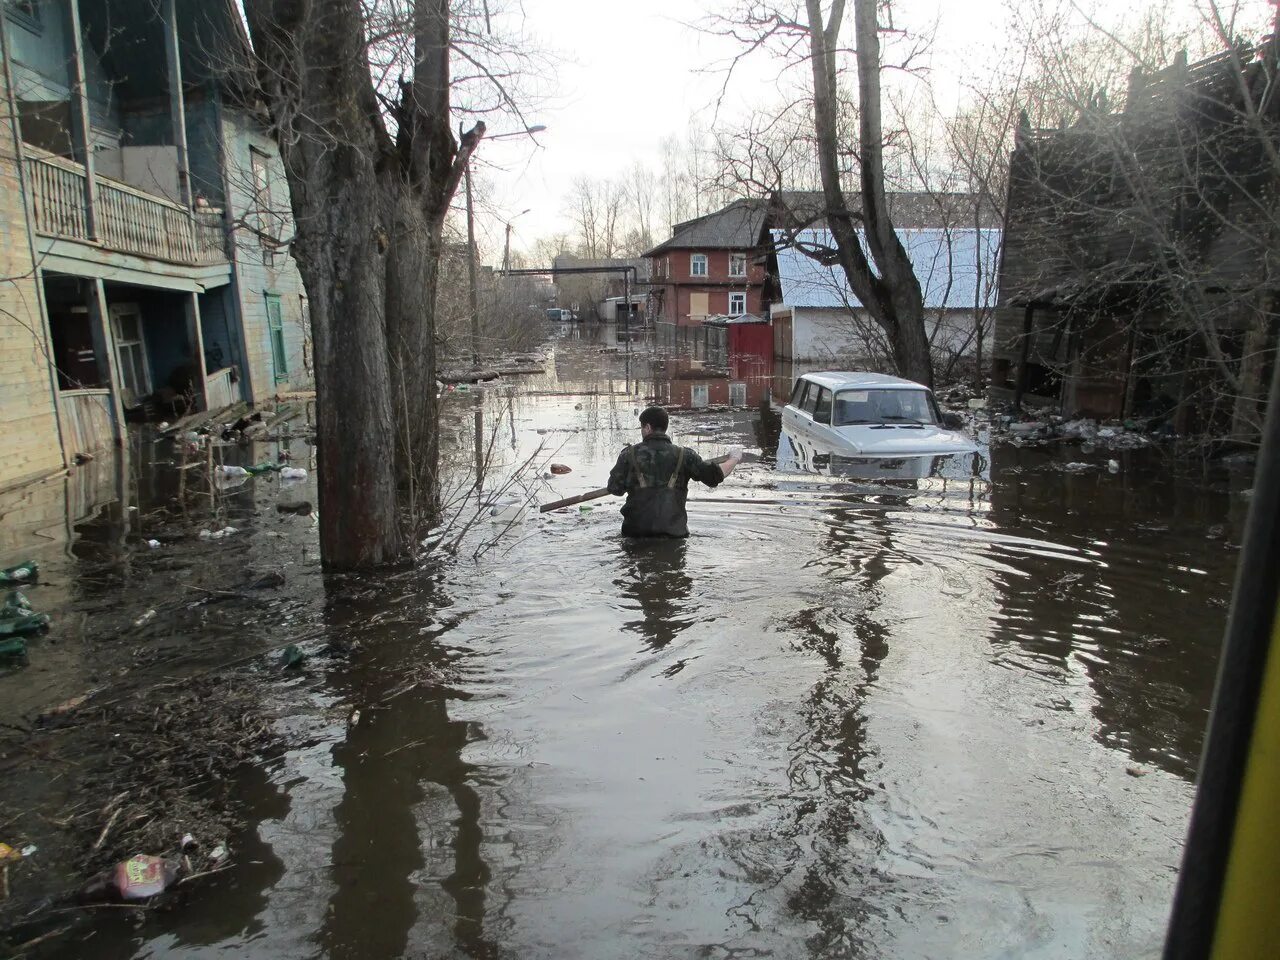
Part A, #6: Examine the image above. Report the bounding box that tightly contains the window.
[833,389,937,426]
[729,382,747,406]
[728,292,746,315]
[790,378,807,405]
[110,304,150,405]
[690,253,707,277]
[250,147,276,256]
[729,253,747,277]
[691,384,709,408]
[5,0,42,31]
[801,383,820,416]
[812,387,832,424]
[265,294,288,380]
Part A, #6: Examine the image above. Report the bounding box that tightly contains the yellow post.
[1210,613,1280,957]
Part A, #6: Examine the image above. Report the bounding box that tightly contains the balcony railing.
[24,149,227,265]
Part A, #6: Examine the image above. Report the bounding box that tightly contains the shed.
[771,227,1001,363]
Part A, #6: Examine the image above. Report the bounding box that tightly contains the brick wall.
[646,248,765,325]
[0,64,64,489]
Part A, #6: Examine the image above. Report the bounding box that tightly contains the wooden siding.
[56,389,113,459]
[0,65,65,489]
[221,113,311,400]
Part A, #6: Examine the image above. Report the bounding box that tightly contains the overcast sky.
[471,0,1268,260]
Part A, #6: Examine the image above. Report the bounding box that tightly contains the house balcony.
[24,147,227,267]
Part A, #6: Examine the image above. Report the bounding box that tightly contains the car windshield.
[832,388,937,426]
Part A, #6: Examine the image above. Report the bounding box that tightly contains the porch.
[42,273,243,459]
[24,148,226,265]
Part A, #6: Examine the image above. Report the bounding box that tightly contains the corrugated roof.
[770,191,1002,231]
[774,228,1002,310]
[644,198,768,256]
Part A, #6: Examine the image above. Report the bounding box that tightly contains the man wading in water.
[606,406,742,537]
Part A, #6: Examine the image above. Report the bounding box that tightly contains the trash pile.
[58,674,272,902]
[993,414,1162,449]
[0,563,50,662]
[161,400,313,447]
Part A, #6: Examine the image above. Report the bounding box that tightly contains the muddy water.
[5,326,1250,958]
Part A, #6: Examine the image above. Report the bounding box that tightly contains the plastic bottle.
[0,613,50,636]
[0,561,38,585]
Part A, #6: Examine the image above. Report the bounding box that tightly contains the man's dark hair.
[639,406,669,433]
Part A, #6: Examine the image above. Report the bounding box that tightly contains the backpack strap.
[626,444,648,489]
[667,446,686,489]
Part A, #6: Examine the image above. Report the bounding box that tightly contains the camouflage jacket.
[606,433,724,537]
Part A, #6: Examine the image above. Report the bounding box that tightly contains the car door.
[783,377,808,431]
[811,386,834,442]
[795,381,822,439]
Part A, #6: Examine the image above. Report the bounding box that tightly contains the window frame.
[249,146,277,256]
[800,382,820,416]
[265,293,288,380]
[812,387,833,424]
[729,381,747,406]
[4,0,42,32]
[728,292,746,315]
[690,253,708,277]
[729,253,747,278]
[109,304,150,404]
[790,378,809,406]
[691,383,710,408]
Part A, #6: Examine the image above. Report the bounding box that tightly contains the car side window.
[812,387,832,423]
[801,383,820,416]
[790,378,807,405]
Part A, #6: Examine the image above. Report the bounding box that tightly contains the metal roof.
[643,198,768,256]
[773,228,1002,310]
[797,371,929,391]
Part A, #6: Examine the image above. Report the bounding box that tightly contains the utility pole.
[464,151,480,367]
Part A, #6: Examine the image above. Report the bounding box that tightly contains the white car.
[781,372,977,457]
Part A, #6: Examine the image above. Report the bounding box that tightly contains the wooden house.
[989,41,1279,437]
[0,0,310,488]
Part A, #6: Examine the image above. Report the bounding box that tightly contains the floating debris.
[0,561,38,585]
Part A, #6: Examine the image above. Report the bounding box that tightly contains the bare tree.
[708,0,933,384]
[807,0,932,384]
[994,1,1278,439]
[241,0,534,568]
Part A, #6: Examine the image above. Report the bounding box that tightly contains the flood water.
[0,325,1251,958]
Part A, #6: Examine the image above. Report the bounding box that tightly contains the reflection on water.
[614,538,693,656]
[319,584,500,960]
[6,327,1246,959]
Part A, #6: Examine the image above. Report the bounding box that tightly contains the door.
[688,292,709,323]
[110,303,150,405]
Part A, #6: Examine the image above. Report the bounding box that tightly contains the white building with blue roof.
[770,227,1002,365]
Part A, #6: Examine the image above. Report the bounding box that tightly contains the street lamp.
[503,208,531,274]
[463,125,546,366]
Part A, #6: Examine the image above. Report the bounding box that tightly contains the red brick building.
[644,199,768,326]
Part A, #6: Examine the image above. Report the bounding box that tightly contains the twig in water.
[91,807,122,853]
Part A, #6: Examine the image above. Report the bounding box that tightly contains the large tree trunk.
[805,0,932,386]
[384,193,442,519]
[309,173,402,566]
[244,0,478,567]
[245,0,402,568]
